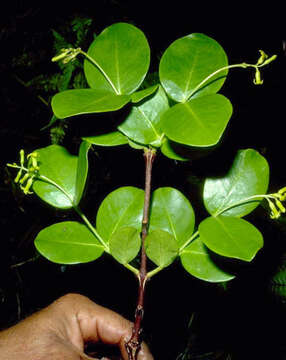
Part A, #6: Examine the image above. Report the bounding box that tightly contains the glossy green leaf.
[203,149,269,217]
[74,141,91,205]
[199,216,263,261]
[161,94,232,147]
[161,139,188,161]
[131,84,159,103]
[34,221,104,264]
[96,186,144,243]
[109,226,141,264]
[118,86,169,146]
[145,229,178,267]
[84,22,150,95]
[180,238,235,282]
[33,145,77,209]
[149,187,195,247]
[159,33,228,102]
[51,89,131,119]
[83,131,128,147]
[127,139,146,150]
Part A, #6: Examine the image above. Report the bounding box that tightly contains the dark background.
[1,2,286,359]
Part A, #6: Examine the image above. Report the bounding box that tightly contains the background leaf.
[161,94,232,147]
[109,226,141,264]
[51,89,131,119]
[83,131,128,146]
[159,33,228,102]
[34,221,104,264]
[145,229,178,267]
[149,187,195,247]
[203,149,269,217]
[74,140,91,205]
[96,186,144,243]
[84,22,150,95]
[180,238,235,282]
[118,86,169,146]
[199,216,263,261]
[33,145,78,209]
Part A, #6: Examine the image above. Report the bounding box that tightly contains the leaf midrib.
[109,193,142,240]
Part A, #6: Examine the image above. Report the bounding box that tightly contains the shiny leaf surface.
[203,149,269,217]
[199,216,263,261]
[84,22,150,94]
[33,145,78,209]
[96,187,144,243]
[109,226,141,264]
[145,229,178,267]
[52,89,131,119]
[159,33,228,102]
[35,221,104,264]
[74,141,91,205]
[149,187,195,246]
[180,238,235,282]
[118,86,169,146]
[161,94,232,147]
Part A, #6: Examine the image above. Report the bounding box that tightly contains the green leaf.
[83,131,128,147]
[109,226,141,264]
[51,89,131,119]
[118,86,169,146]
[74,141,91,205]
[161,94,232,147]
[131,84,159,103]
[180,238,235,282]
[159,33,228,102]
[203,149,269,217]
[33,145,78,209]
[127,139,146,150]
[84,22,150,95]
[199,216,263,261]
[161,139,188,162]
[34,221,104,264]
[145,229,178,267]
[149,187,195,247]
[96,186,144,243]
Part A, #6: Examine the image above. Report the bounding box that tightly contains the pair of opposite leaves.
[52,22,232,154]
[33,144,269,283]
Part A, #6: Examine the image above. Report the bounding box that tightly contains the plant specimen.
[7,23,280,359]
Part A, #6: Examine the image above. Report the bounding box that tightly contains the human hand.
[0,293,153,360]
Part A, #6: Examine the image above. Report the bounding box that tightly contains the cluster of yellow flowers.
[253,50,277,85]
[266,187,286,219]
[7,150,40,195]
[51,48,81,64]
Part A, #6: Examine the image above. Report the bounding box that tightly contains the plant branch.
[125,148,156,360]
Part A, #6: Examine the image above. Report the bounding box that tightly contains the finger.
[50,294,153,360]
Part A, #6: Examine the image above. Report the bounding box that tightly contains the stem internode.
[125,149,156,360]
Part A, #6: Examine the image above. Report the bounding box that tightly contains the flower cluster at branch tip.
[7,150,40,195]
[253,50,277,85]
[266,187,286,219]
[52,48,82,64]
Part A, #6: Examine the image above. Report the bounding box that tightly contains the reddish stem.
[125,149,156,360]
